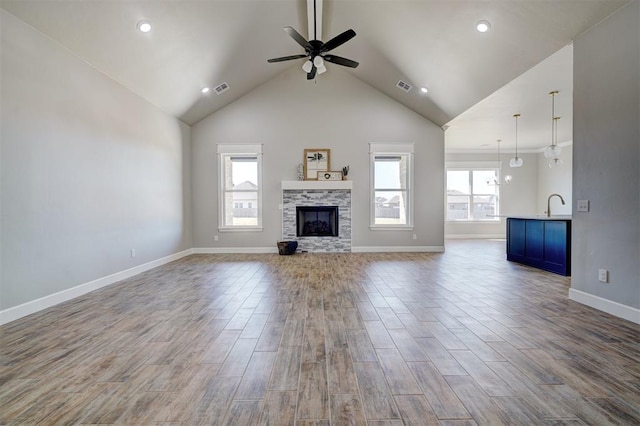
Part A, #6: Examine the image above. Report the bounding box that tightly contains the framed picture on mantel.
[303,148,330,180]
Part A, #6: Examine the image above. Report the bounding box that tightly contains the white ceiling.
[1,0,630,151]
[445,44,574,152]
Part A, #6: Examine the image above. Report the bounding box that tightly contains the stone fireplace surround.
[282,181,352,252]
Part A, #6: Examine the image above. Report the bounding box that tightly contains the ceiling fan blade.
[321,29,356,53]
[323,54,359,68]
[267,54,308,63]
[284,26,310,49]
[307,65,317,80]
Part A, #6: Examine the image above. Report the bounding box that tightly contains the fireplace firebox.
[296,206,339,237]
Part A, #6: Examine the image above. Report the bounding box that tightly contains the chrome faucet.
[546,193,565,217]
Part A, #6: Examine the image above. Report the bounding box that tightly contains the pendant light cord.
[514,113,520,159]
[550,91,558,148]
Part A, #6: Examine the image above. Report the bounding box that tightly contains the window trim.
[217,144,263,232]
[369,143,414,230]
[445,162,500,223]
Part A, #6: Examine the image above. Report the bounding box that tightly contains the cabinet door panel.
[544,221,567,266]
[525,220,544,261]
[507,219,525,257]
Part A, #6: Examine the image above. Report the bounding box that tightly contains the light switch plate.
[598,269,609,283]
[577,200,590,212]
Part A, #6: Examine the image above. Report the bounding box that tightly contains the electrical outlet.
[214,235,219,241]
[598,269,609,283]
[130,249,136,258]
[577,200,590,212]
[412,234,417,240]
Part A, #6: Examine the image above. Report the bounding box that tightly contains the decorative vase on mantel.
[342,165,350,180]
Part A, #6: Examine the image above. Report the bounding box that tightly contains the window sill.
[370,225,414,231]
[218,227,263,232]
[446,220,501,224]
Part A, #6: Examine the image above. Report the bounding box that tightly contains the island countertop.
[507,215,572,221]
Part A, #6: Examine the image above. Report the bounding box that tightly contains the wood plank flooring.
[1,239,639,425]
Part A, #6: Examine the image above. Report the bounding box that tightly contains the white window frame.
[445,162,500,223]
[217,144,263,232]
[369,143,414,230]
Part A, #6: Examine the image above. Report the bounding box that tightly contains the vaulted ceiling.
[1,0,630,151]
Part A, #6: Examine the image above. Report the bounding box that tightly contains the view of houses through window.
[374,156,408,224]
[224,157,258,226]
[371,147,413,227]
[446,168,499,221]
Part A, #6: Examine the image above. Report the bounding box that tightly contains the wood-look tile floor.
[1,240,639,425]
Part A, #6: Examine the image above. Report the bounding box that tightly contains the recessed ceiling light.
[137,20,152,33]
[201,87,210,94]
[476,20,491,33]
[420,87,428,94]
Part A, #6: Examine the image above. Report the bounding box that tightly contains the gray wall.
[191,67,444,250]
[444,152,539,237]
[537,144,572,216]
[572,0,640,311]
[1,11,192,310]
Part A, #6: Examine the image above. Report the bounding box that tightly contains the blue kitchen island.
[506,216,571,276]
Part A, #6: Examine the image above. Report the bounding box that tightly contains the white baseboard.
[351,246,445,253]
[569,288,640,325]
[445,234,505,239]
[196,247,446,254]
[0,249,193,326]
[193,247,278,254]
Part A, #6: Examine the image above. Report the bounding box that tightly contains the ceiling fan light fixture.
[302,60,313,73]
[476,20,491,33]
[267,1,358,79]
[137,20,152,33]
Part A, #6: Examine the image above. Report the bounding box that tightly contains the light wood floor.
[1,240,639,425]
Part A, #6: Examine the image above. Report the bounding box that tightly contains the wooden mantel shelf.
[281,180,352,190]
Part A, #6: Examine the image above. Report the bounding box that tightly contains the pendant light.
[486,139,502,186]
[509,113,523,168]
[548,116,563,168]
[503,137,513,182]
[500,138,513,183]
[544,90,562,164]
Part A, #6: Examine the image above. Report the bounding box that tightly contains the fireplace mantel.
[281,180,352,190]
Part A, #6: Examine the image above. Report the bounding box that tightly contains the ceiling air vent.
[396,80,412,92]
[214,82,229,95]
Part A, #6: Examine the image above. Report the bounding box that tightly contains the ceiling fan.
[267,0,359,80]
